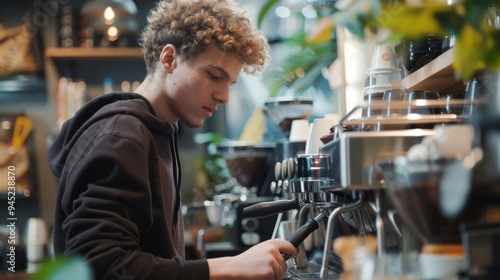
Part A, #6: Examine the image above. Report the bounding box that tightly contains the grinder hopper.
[263,97,314,137]
[216,141,276,195]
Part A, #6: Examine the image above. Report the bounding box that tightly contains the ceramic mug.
[432,124,474,159]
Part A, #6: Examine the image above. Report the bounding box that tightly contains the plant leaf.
[334,1,372,38]
[30,257,92,280]
[291,56,336,95]
[379,3,452,39]
[484,29,500,69]
[453,23,487,80]
[306,17,336,44]
[263,42,337,97]
[463,0,499,25]
[434,10,464,35]
[257,0,281,29]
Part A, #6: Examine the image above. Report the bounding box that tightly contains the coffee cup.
[419,252,465,279]
[370,44,399,70]
[305,118,334,154]
[289,119,309,142]
[25,218,47,263]
[432,124,474,159]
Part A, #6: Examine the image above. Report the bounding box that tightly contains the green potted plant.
[192,132,232,200]
[257,0,338,97]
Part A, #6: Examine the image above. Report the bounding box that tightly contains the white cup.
[25,218,48,263]
[289,119,310,142]
[305,118,335,154]
[364,70,403,89]
[419,252,465,279]
[324,113,340,124]
[304,123,315,154]
[370,44,399,69]
[432,124,474,159]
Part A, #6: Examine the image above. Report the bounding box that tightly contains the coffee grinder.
[262,97,314,174]
[197,141,278,258]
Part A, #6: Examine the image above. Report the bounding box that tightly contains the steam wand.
[320,191,365,279]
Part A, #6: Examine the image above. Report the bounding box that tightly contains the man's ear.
[160,44,177,73]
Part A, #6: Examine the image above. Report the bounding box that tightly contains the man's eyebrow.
[210,65,238,84]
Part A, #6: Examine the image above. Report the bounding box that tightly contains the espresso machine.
[242,88,500,279]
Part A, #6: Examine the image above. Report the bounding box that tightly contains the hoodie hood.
[48,92,176,178]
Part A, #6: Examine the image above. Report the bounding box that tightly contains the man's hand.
[207,238,296,280]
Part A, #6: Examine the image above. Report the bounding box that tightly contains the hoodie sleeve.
[58,118,209,280]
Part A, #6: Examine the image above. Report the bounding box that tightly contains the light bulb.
[104,6,115,24]
[107,26,119,41]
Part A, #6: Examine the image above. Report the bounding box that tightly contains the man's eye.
[208,72,220,80]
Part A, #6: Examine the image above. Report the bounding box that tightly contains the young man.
[48,0,296,279]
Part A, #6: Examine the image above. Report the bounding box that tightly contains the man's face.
[164,44,244,127]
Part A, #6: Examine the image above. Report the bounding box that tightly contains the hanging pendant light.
[80,0,138,47]
[89,17,138,34]
[81,0,138,18]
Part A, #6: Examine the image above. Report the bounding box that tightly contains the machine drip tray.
[284,251,343,280]
[284,265,342,280]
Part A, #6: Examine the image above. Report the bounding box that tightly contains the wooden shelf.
[45,47,143,59]
[401,48,466,94]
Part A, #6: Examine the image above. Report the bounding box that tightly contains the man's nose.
[213,86,230,104]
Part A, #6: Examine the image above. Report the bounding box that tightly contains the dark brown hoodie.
[48,92,209,280]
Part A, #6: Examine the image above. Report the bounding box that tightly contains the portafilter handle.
[243,198,302,218]
[287,211,328,248]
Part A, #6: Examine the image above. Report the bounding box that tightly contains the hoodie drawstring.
[170,128,182,232]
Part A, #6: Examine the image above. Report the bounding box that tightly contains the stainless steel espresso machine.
[244,107,434,279]
[243,88,500,280]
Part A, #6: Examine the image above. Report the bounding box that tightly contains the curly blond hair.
[140,0,270,75]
